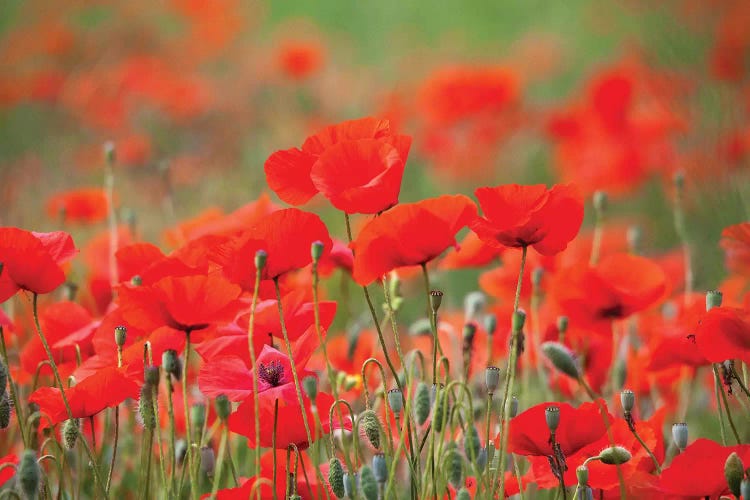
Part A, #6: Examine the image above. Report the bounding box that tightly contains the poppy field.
[2,1,750,499]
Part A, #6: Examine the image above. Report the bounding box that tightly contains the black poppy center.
[258,360,285,387]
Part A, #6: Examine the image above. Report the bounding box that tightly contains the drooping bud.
[541,342,579,379]
[343,471,357,499]
[556,316,569,341]
[724,452,744,498]
[254,249,267,271]
[672,422,688,451]
[328,457,345,498]
[576,465,589,485]
[463,291,486,321]
[215,395,231,421]
[311,240,325,263]
[430,290,444,313]
[358,410,382,450]
[442,446,463,489]
[463,425,481,461]
[62,418,80,450]
[145,365,160,386]
[413,382,431,425]
[509,396,519,418]
[162,349,181,381]
[387,389,403,415]
[302,375,318,402]
[706,290,723,311]
[372,453,387,484]
[0,394,10,429]
[545,406,560,433]
[138,383,156,429]
[598,446,632,465]
[432,388,450,433]
[485,366,501,394]
[114,325,127,348]
[484,313,497,336]
[18,449,40,500]
[512,310,526,332]
[359,465,378,500]
[593,190,608,217]
[620,389,635,413]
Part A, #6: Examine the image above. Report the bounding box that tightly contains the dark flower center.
[258,360,285,387]
[598,303,624,319]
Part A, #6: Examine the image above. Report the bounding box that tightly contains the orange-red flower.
[720,222,750,277]
[264,117,411,213]
[693,306,750,363]
[277,40,324,80]
[470,184,583,255]
[351,194,477,285]
[46,188,109,224]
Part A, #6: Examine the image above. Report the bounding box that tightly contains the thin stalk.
[104,148,119,289]
[0,327,26,448]
[272,399,279,500]
[182,331,200,499]
[714,364,741,444]
[209,424,229,499]
[106,343,124,494]
[246,266,262,500]
[713,364,729,445]
[630,427,661,473]
[166,372,177,494]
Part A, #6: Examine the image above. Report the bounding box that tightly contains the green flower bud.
[556,316,569,336]
[372,453,387,484]
[214,395,231,421]
[387,389,403,415]
[620,389,635,413]
[484,313,497,336]
[463,425,481,461]
[138,383,156,429]
[442,447,463,489]
[191,403,206,435]
[706,290,723,311]
[328,457,345,498]
[430,290,444,313]
[599,446,632,465]
[477,448,488,470]
[576,464,589,485]
[144,365,160,386]
[724,452,744,498]
[254,249,267,271]
[131,275,142,286]
[433,389,450,433]
[343,472,357,499]
[302,375,318,402]
[62,418,80,450]
[485,366,501,394]
[359,465,378,500]
[311,240,325,263]
[532,267,544,288]
[509,396,519,418]
[18,449,40,500]
[413,382,431,425]
[114,325,127,348]
[672,422,688,451]
[545,406,560,433]
[162,349,181,381]
[512,310,526,332]
[541,342,579,379]
[358,410,382,450]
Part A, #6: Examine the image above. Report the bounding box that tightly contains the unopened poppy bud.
[162,349,181,380]
[477,448,488,470]
[442,447,463,489]
[463,424,481,461]
[672,422,688,451]
[114,325,127,348]
[328,457,345,498]
[0,358,6,397]
[18,449,40,500]
[359,465,378,500]
[532,267,544,288]
[144,365,160,386]
[200,446,216,477]
[541,341,579,379]
[576,465,589,485]
[215,395,231,421]
[463,291,486,321]
[138,383,156,429]
[343,472,357,499]
[433,389,449,433]
[62,418,80,450]
[131,275,142,286]
[545,406,560,433]
[512,310,526,332]
[627,225,642,254]
[706,290,723,311]
[724,452,743,498]
[484,313,497,336]
[414,382,431,425]
[456,488,471,500]
[372,453,387,484]
[387,389,403,415]
[254,249,267,271]
[311,240,325,263]
[599,446,632,465]
[302,375,318,402]
[0,394,9,429]
[593,190,608,216]
[430,290,444,313]
[741,478,750,500]
[557,316,569,336]
[509,396,519,418]
[358,410,382,450]
[191,403,206,434]
[485,366,501,394]
[620,389,635,413]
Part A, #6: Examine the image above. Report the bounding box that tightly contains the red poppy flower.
[720,222,750,277]
[470,184,584,255]
[277,39,324,80]
[439,231,502,270]
[659,438,750,498]
[351,194,477,285]
[0,228,76,303]
[30,366,140,425]
[264,117,411,213]
[693,306,750,363]
[45,188,109,224]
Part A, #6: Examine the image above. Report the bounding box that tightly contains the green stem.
[166,373,177,495]
[272,399,279,500]
[714,364,741,444]
[713,364,729,445]
[209,424,229,499]
[631,426,661,473]
[247,267,262,500]
[0,327,26,448]
[182,331,200,499]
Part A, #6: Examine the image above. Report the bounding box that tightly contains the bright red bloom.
[693,306,750,363]
[720,222,750,277]
[351,194,477,285]
[0,228,76,303]
[439,231,502,270]
[45,188,109,224]
[470,184,583,255]
[264,117,411,213]
[30,366,140,425]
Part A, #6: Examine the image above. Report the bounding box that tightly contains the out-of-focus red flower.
[46,188,109,224]
[277,40,324,80]
[0,228,76,303]
[439,231,502,270]
[721,222,750,277]
[264,117,411,213]
[0,454,17,487]
[30,366,140,425]
[351,194,477,285]
[693,306,750,363]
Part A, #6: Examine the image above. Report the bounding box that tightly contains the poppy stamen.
[258,360,285,387]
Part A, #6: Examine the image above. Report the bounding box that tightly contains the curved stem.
[0,327,26,448]
[246,267,262,500]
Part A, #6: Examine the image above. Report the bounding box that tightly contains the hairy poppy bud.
[463,291,486,321]
[0,394,10,429]
[433,389,449,433]
[456,488,471,500]
[512,310,526,332]
[359,465,378,500]
[477,448,488,470]
[343,472,357,499]
[541,342,579,379]
[485,366,501,394]
[328,457,345,498]
[545,406,560,433]
[672,422,688,451]
[463,425,481,461]
[200,446,216,477]
[599,446,632,465]
[191,403,206,436]
[620,389,635,413]
[706,290,723,311]
[138,383,156,430]
[414,382,431,425]
[162,349,181,380]
[724,452,743,498]
[131,275,142,286]
[442,447,463,489]
[387,389,403,415]
[484,313,497,336]
[358,410,382,450]
[254,249,267,271]
[430,290,444,313]
[576,465,589,485]
[741,478,750,500]
[215,395,231,421]
[593,190,608,216]
[18,449,40,500]
[145,365,160,386]
[311,240,325,263]
[302,375,318,402]
[114,325,127,348]
[372,453,387,484]
[509,396,519,418]
[62,418,79,450]
[0,359,6,398]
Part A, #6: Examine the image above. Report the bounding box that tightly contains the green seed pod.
[0,357,8,397]
[706,290,723,311]
[162,349,181,381]
[343,472,357,499]
[556,316,569,336]
[358,410,382,450]
[463,425,481,462]
[598,446,632,465]
[463,291,485,321]
[509,396,519,418]
[254,249,267,271]
[512,310,526,332]
[214,395,231,421]
[302,375,318,402]
[724,452,744,498]
[311,240,325,263]
[414,382,431,425]
[485,366,501,394]
[103,140,116,164]
[18,449,40,500]
[138,383,156,429]
[476,448,487,470]
[484,313,497,336]
[432,389,450,433]
[114,325,127,348]
[430,290,444,313]
[359,465,378,500]
[131,275,143,286]
[593,190,608,216]
[545,406,560,433]
[387,389,403,415]
[62,418,80,450]
[576,465,589,485]
[372,453,387,483]
[0,394,10,429]
[328,457,345,498]
[620,389,635,413]
[191,403,206,435]
[200,446,216,477]
[144,365,160,386]
[442,447,463,489]
[672,422,688,451]
[541,342,579,379]
[456,488,471,500]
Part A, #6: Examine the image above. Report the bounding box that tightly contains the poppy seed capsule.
[114,325,127,348]
[414,382,431,425]
[556,316,569,335]
[532,267,544,288]
[724,452,744,498]
[18,449,40,500]
[372,453,387,483]
[430,290,444,313]
[477,448,488,470]
[302,375,318,402]
[214,395,231,421]
[200,446,216,477]
[672,422,688,451]
[485,366,501,394]
[484,313,497,336]
[463,291,486,321]
[162,349,181,380]
[545,406,560,433]
[254,249,267,271]
[741,478,750,500]
[191,403,206,433]
[328,457,345,498]
[387,389,403,415]
[311,240,325,263]
[706,290,723,311]
[456,488,471,500]
[359,465,378,500]
[144,365,160,386]
[131,275,142,286]
[343,472,357,499]
[598,446,632,465]
[509,396,519,418]
[620,389,635,413]
[576,465,589,485]
[541,341,580,379]
[358,410,382,450]
[62,418,79,450]
[512,310,526,332]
